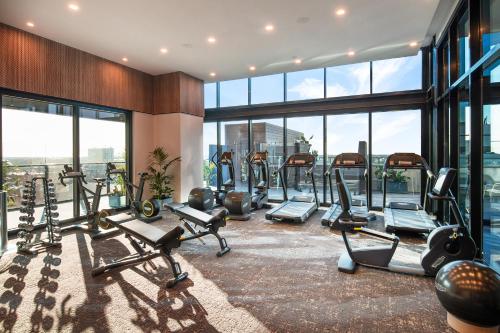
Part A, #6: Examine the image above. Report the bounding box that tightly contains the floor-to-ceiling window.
[286,69,324,102]
[285,116,324,202]
[251,118,284,200]
[79,108,127,211]
[204,83,217,109]
[2,96,74,229]
[1,94,130,231]
[220,120,249,192]
[458,81,471,225]
[371,110,422,207]
[372,51,422,93]
[220,79,248,107]
[326,113,369,204]
[251,74,284,105]
[203,122,218,188]
[326,62,370,97]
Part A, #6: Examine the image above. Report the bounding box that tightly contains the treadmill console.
[431,168,456,197]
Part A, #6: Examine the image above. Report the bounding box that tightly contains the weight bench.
[91,215,188,288]
[166,203,231,257]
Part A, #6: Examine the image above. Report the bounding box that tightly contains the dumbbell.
[48,193,56,198]
[52,235,62,242]
[48,212,59,218]
[19,216,35,223]
[20,207,34,214]
[18,223,35,231]
[48,198,57,204]
[50,219,60,226]
[52,227,61,233]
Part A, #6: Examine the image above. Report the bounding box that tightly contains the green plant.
[2,161,20,207]
[110,167,126,197]
[203,161,216,186]
[146,147,181,199]
[296,135,314,145]
[374,165,408,183]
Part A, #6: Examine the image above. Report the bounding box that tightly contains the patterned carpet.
[0,207,452,332]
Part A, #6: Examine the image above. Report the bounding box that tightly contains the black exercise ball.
[435,260,500,327]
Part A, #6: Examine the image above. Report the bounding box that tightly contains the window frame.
[0,87,132,235]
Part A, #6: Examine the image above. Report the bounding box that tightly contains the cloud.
[372,112,419,143]
[288,78,324,99]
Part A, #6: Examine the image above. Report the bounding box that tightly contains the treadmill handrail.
[382,153,435,210]
[325,153,370,208]
[275,152,319,208]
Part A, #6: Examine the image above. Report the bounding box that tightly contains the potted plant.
[296,135,313,153]
[108,185,125,208]
[146,147,181,208]
[386,170,409,193]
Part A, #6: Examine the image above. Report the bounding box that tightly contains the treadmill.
[321,153,375,226]
[265,153,319,223]
[383,152,437,234]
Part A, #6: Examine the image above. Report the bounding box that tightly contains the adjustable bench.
[165,203,231,257]
[92,215,188,288]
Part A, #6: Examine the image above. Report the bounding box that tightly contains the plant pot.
[153,197,173,211]
[387,181,408,193]
[109,195,125,208]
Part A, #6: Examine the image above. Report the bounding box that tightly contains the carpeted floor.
[0,207,452,333]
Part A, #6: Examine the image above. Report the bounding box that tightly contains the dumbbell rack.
[17,177,62,255]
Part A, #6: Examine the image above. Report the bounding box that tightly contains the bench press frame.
[167,204,231,257]
[91,219,188,288]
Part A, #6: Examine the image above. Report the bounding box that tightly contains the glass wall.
[286,116,324,202]
[326,113,369,204]
[251,74,284,104]
[371,110,421,207]
[458,82,471,225]
[204,53,424,109]
[286,69,324,101]
[251,118,284,200]
[203,122,217,188]
[220,120,249,192]
[79,108,127,211]
[326,62,370,97]
[2,96,74,229]
[372,51,422,93]
[204,83,217,108]
[220,79,248,107]
[457,10,471,77]
[1,95,130,231]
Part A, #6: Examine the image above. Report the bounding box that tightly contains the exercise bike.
[332,167,476,276]
[246,151,270,210]
[58,165,118,239]
[101,162,162,228]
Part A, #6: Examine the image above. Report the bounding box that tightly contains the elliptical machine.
[246,151,270,210]
[333,167,476,276]
[103,162,162,226]
[189,150,251,220]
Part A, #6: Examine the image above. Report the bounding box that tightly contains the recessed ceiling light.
[209,72,216,77]
[294,58,302,64]
[249,66,256,71]
[68,3,80,11]
[335,8,346,16]
[160,48,168,54]
[207,36,216,44]
[26,22,35,28]
[347,50,355,56]
[409,41,418,47]
[122,57,128,62]
[265,24,275,32]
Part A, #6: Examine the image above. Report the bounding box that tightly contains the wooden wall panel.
[153,71,204,117]
[0,23,153,113]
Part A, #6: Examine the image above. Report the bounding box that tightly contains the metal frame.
[0,88,133,235]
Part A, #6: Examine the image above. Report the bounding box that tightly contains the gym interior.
[0,1,499,332]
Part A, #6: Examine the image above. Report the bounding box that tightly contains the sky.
[3,109,126,160]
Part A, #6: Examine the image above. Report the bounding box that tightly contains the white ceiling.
[0,0,454,82]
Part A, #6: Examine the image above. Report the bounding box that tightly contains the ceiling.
[0,0,455,81]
